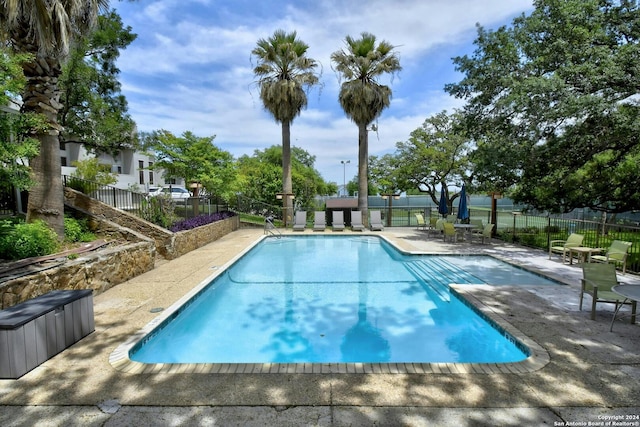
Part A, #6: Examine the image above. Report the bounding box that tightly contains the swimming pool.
[125,236,552,367]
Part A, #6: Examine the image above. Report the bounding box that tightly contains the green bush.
[0,220,58,260]
[64,216,96,243]
[140,196,176,228]
[544,225,561,233]
[66,176,95,194]
[71,158,118,186]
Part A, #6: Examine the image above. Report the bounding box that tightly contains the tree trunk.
[282,120,293,227]
[22,55,65,239]
[358,122,368,227]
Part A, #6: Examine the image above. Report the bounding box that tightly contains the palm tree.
[1,0,109,239]
[331,33,401,226]
[252,30,319,227]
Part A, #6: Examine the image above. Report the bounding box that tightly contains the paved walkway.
[1,227,640,426]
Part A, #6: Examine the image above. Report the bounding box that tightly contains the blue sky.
[112,0,534,186]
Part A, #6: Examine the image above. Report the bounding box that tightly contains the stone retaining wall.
[172,215,240,257]
[64,188,175,258]
[0,217,156,309]
[63,188,239,259]
[0,190,239,309]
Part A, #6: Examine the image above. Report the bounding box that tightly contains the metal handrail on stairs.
[264,216,282,239]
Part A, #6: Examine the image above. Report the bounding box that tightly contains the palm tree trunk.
[282,120,293,227]
[27,134,65,237]
[358,122,368,227]
[22,56,65,239]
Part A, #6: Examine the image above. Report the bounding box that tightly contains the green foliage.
[236,145,333,211]
[331,32,401,215]
[71,158,118,186]
[446,0,640,213]
[391,111,471,205]
[252,29,321,220]
[0,49,28,103]
[0,217,19,240]
[66,177,93,194]
[367,155,401,196]
[140,195,176,229]
[59,10,138,155]
[331,32,401,125]
[252,30,320,124]
[142,130,237,201]
[64,216,96,243]
[0,49,43,191]
[0,220,58,260]
[0,111,42,191]
[545,225,561,233]
[0,215,95,260]
[3,0,109,241]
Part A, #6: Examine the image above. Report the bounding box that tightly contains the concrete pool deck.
[1,227,640,426]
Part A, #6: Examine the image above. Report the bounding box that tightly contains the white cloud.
[114,0,534,184]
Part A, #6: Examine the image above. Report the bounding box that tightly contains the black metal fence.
[371,205,640,274]
[0,187,18,217]
[235,194,282,219]
[62,176,229,225]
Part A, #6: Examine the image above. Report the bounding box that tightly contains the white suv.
[148,186,191,199]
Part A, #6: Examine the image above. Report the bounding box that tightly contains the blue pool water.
[130,236,548,364]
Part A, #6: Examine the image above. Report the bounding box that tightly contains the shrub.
[66,176,95,194]
[169,211,236,232]
[140,196,176,228]
[520,226,539,234]
[0,220,58,260]
[544,225,561,233]
[64,216,96,243]
[71,158,118,186]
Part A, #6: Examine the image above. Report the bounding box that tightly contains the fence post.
[112,187,117,208]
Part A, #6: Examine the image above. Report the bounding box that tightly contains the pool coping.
[109,233,551,375]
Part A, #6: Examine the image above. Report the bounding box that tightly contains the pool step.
[403,258,485,302]
[403,261,451,302]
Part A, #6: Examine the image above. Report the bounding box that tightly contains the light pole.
[341,160,350,197]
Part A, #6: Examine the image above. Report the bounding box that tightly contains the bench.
[0,290,94,379]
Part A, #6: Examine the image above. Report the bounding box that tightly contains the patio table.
[568,246,602,265]
[453,224,479,242]
[609,285,640,331]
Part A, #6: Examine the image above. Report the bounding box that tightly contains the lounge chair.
[292,211,307,231]
[470,219,484,230]
[313,211,326,232]
[549,233,584,262]
[429,217,438,228]
[369,211,384,231]
[473,223,494,244]
[414,213,427,230]
[442,222,462,243]
[591,240,633,274]
[580,263,636,322]
[470,219,485,239]
[427,217,439,237]
[351,210,365,231]
[332,211,345,231]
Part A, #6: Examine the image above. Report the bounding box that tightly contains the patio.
[1,227,639,426]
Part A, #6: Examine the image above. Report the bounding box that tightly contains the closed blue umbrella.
[438,186,448,217]
[457,184,469,221]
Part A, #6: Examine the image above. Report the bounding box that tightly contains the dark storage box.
[0,290,94,379]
